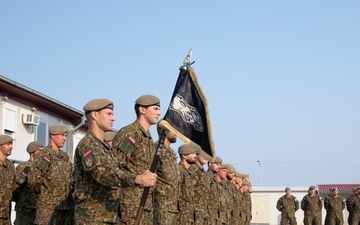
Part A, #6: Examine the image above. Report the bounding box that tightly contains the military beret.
[27,141,43,153]
[135,95,160,106]
[234,172,243,178]
[178,144,196,155]
[211,156,223,164]
[220,164,228,170]
[225,164,236,173]
[242,174,249,178]
[0,135,13,145]
[83,99,114,113]
[242,180,250,186]
[308,185,316,191]
[49,124,68,135]
[104,131,116,142]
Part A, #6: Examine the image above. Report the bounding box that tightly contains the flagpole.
[133,129,167,225]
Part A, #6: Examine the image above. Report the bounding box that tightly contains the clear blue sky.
[1,1,359,187]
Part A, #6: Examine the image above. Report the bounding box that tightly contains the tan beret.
[211,156,223,164]
[242,180,250,186]
[135,95,160,106]
[0,135,13,145]
[308,185,316,191]
[234,172,243,178]
[83,99,114,113]
[27,141,43,153]
[49,124,68,135]
[225,164,236,173]
[178,144,196,155]
[104,131,116,142]
[220,164,228,170]
[242,174,249,178]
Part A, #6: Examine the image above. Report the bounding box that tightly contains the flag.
[159,66,216,160]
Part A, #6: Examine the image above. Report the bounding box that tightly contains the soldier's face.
[143,105,161,125]
[0,141,13,157]
[210,162,221,173]
[52,133,67,148]
[185,153,197,164]
[218,169,228,179]
[197,154,208,165]
[96,108,115,131]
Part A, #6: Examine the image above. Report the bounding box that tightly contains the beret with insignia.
[27,141,43,153]
[49,124,68,135]
[0,135,13,145]
[83,99,114,113]
[135,95,160,107]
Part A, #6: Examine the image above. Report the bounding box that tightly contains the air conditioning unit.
[22,114,40,126]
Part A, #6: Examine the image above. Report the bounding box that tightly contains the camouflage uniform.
[112,121,156,225]
[12,160,36,225]
[190,162,211,225]
[221,180,233,224]
[218,180,229,224]
[153,141,180,225]
[231,186,241,225]
[243,191,252,225]
[301,193,323,225]
[0,158,15,225]
[324,194,345,225]
[28,144,74,225]
[73,132,137,224]
[206,170,221,225]
[178,163,196,225]
[346,191,360,225]
[276,194,300,225]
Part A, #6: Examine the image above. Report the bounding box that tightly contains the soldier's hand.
[135,170,157,187]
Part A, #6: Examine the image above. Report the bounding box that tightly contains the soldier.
[223,164,237,224]
[242,174,252,225]
[276,187,300,225]
[301,185,323,225]
[153,121,181,225]
[178,144,198,225]
[206,156,223,225]
[190,148,210,225]
[12,141,43,225]
[346,186,360,225]
[27,124,74,225]
[0,135,15,225]
[104,131,116,146]
[240,180,251,225]
[324,187,345,225]
[112,94,160,225]
[73,99,157,224]
[217,164,230,224]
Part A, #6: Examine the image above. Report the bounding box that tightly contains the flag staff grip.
[133,129,167,225]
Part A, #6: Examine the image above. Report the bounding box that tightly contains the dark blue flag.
[159,66,216,160]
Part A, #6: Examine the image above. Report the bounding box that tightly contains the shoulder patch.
[38,156,51,171]
[83,149,94,167]
[119,135,136,153]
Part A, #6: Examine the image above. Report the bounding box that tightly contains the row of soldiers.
[276,186,360,225]
[0,95,253,225]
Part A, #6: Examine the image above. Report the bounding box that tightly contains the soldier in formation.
[324,187,345,225]
[346,186,360,225]
[301,185,323,225]
[277,187,300,225]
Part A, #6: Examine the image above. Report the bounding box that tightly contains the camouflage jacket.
[190,162,210,220]
[73,132,136,223]
[154,141,180,213]
[243,190,252,222]
[0,159,15,219]
[277,195,299,216]
[301,194,323,215]
[28,144,73,210]
[324,194,345,217]
[206,170,221,221]
[13,160,37,210]
[346,193,360,214]
[112,121,156,221]
[178,163,196,223]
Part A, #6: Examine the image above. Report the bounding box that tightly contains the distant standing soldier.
[12,141,43,225]
[346,186,360,225]
[276,187,300,225]
[190,148,210,225]
[301,185,323,225]
[206,156,223,225]
[240,180,251,225]
[28,124,74,225]
[0,135,15,225]
[217,164,230,224]
[178,144,198,225]
[242,174,252,225]
[73,99,157,224]
[112,94,160,225]
[153,121,181,225]
[324,187,345,225]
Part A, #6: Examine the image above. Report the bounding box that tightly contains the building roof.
[317,184,360,193]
